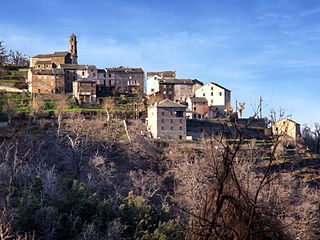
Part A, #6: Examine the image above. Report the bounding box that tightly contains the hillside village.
[0,33,302,143]
[0,34,319,240]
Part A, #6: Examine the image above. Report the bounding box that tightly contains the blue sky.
[1,0,319,124]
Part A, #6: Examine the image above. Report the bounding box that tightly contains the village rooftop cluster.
[26,34,301,141]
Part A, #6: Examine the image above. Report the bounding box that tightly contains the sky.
[0,0,319,125]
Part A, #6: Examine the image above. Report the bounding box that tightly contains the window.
[67,76,69,80]
[179,126,182,130]
[73,77,76,80]
[51,90,54,94]
[82,71,85,76]
[38,65,40,68]
[109,74,111,77]
[151,88,154,92]
[91,96,94,102]
[161,119,164,123]
[211,100,213,104]
[193,114,196,118]
[161,126,164,130]
[219,92,222,96]
[80,83,83,87]
[176,111,183,117]
[170,119,173,123]
[38,89,41,93]
[170,126,173,130]
[180,119,182,123]
[211,87,213,90]
[161,112,164,115]
[51,76,54,80]
[198,114,201,119]
[38,76,41,79]
[154,77,156,80]
[194,107,196,111]
[91,69,94,72]
[39,82,41,86]
[44,76,47,79]
[51,82,54,86]
[104,73,106,77]
[211,92,213,96]
[44,83,47,86]
[93,73,96,77]
[171,111,173,115]
[203,93,205,97]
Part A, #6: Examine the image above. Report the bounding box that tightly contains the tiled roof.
[189,97,207,103]
[105,66,144,73]
[147,71,175,78]
[33,51,70,58]
[31,69,64,75]
[208,82,230,92]
[156,99,187,108]
[59,64,97,70]
[159,78,201,85]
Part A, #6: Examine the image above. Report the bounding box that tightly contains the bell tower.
[69,33,78,64]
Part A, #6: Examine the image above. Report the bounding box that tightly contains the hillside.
[0,115,319,239]
[0,65,28,91]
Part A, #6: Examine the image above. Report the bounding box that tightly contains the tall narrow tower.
[69,33,78,64]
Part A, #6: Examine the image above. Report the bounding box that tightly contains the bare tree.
[167,116,292,239]
[29,96,44,122]
[0,41,8,64]
[53,95,69,136]
[2,99,16,124]
[103,98,115,122]
[7,50,29,67]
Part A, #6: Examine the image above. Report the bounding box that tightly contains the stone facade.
[147,74,203,102]
[272,118,301,140]
[30,51,72,68]
[29,69,65,94]
[186,97,208,120]
[147,99,187,140]
[73,78,97,103]
[104,66,144,95]
[69,33,78,64]
[60,64,97,92]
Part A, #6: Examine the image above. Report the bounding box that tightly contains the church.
[29,33,78,69]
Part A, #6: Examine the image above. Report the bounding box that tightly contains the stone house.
[104,66,144,95]
[147,99,187,140]
[29,69,65,94]
[186,97,208,120]
[147,73,203,102]
[272,118,301,140]
[59,64,97,92]
[146,71,176,96]
[195,82,231,118]
[73,78,97,103]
